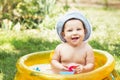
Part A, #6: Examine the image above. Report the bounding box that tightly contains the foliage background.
[0,0,120,80]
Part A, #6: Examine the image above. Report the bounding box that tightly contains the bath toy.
[34,67,40,71]
[68,65,77,71]
[14,49,120,80]
[59,71,75,75]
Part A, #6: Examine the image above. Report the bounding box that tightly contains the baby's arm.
[51,44,68,72]
[51,60,68,71]
[76,46,94,73]
[75,63,94,73]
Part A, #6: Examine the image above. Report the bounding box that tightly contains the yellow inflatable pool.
[14,49,119,80]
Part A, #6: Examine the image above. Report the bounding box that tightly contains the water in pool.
[29,64,54,74]
[29,64,75,75]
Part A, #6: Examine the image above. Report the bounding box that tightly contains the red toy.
[68,66,77,71]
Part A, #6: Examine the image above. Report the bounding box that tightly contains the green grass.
[0,7,120,80]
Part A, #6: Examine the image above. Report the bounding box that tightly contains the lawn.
[0,7,120,80]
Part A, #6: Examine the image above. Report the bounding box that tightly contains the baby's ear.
[61,32,66,40]
[84,28,87,34]
[61,32,65,37]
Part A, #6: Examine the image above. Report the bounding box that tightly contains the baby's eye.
[67,29,72,32]
[77,28,81,31]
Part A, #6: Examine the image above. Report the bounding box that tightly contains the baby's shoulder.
[55,43,67,54]
[84,42,93,51]
[83,43,93,55]
[55,43,66,50]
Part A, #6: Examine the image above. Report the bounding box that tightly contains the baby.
[51,11,94,74]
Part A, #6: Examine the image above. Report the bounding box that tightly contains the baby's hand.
[67,63,79,68]
[75,65,84,73]
[61,65,69,71]
[65,63,78,71]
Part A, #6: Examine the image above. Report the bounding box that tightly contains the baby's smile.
[71,36,80,41]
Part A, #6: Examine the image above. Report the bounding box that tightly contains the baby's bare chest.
[60,50,86,64]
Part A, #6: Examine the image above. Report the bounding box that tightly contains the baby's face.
[62,19,85,46]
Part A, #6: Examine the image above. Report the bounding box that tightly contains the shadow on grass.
[0,51,19,80]
[0,37,60,80]
[89,40,120,56]
[11,37,60,56]
[89,40,109,51]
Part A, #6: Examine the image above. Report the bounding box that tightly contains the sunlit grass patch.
[0,43,19,54]
[0,73,4,80]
